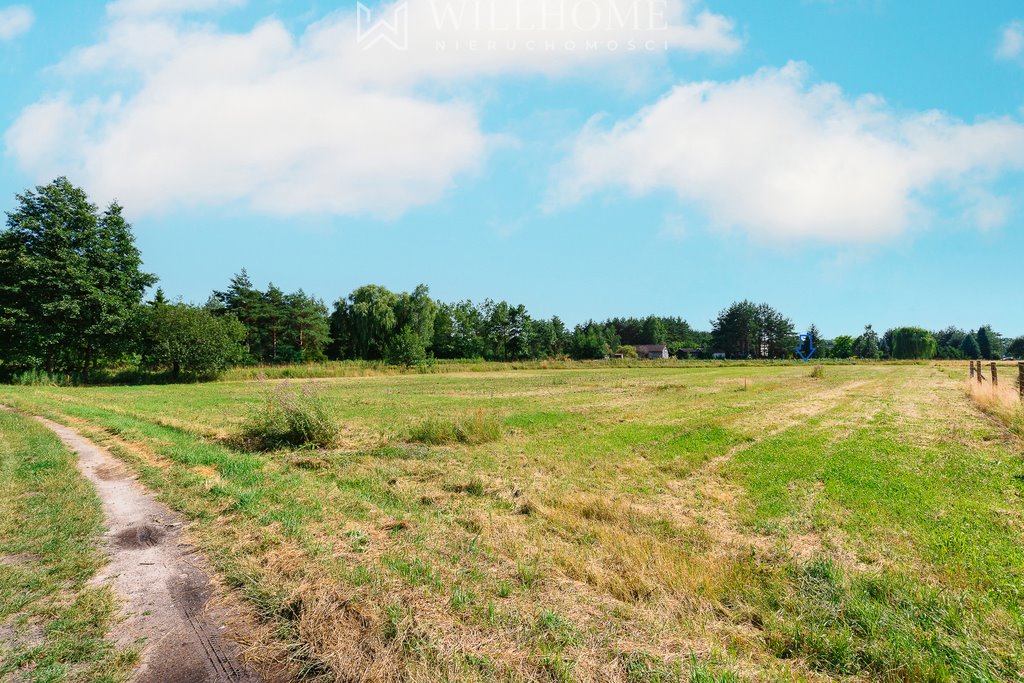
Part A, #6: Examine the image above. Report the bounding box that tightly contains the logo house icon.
[356,2,410,51]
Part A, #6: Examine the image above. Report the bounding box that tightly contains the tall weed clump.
[241,379,339,450]
[966,376,1024,437]
[409,408,501,445]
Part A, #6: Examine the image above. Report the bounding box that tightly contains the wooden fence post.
[1019,362,1023,400]
[990,362,998,387]
[970,362,975,380]
[977,360,984,384]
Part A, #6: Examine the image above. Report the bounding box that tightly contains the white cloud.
[996,20,1023,61]
[0,5,33,40]
[6,0,738,218]
[556,62,1024,243]
[106,0,245,18]
[6,19,488,216]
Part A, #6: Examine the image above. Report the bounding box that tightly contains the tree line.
[1,179,1020,381]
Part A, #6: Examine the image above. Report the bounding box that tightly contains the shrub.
[408,408,501,445]
[240,380,339,449]
[615,345,639,359]
[386,325,428,368]
[141,302,246,379]
[810,365,825,379]
[11,369,63,386]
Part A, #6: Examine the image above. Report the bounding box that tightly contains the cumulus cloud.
[996,20,1023,61]
[0,5,33,40]
[5,0,738,217]
[556,62,1024,242]
[6,19,488,216]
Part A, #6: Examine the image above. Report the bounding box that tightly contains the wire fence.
[969,360,1024,400]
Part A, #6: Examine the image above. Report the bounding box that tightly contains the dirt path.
[35,417,262,683]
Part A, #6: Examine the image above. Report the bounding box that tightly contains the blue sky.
[1,0,1022,337]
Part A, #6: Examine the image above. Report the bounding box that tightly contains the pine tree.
[976,327,993,360]
[801,324,821,357]
[959,334,980,360]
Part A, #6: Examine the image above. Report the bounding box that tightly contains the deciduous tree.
[142,303,245,378]
[891,327,937,360]
[0,178,155,375]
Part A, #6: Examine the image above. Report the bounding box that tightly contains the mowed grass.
[0,411,137,682]
[1,364,1022,681]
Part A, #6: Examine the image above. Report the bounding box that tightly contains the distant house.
[674,348,701,359]
[711,351,727,360]
[634,344,669,360]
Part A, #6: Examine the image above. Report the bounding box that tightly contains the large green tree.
[432,300,484,359]
[0,178,155,375]
[390,284,437,362]
[854,325,881,359]
[142,301,245,378]
[830,335,855,359]
[567,321,619,360]
[214,271,331,363]
[959,333,981,360]
[1006,336,1024,358]
[710,301,794,359]
[975,326,1003,360]
[891,327,937,360]
[710,301,758,358]
[331,284,436,361]
[641,316,667,345]
[285,290,331,362]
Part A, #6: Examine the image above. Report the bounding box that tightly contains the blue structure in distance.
[796,334,817,362]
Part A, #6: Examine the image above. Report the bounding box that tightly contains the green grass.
[0,411,137,682]
[408,408,503,445]
[0,363,1021,681]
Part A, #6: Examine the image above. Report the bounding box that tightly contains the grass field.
[1,363,1023,681]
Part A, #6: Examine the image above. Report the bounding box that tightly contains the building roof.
[634,344,668,354]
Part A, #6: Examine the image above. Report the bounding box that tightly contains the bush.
[615,345,638,359]
[386,325,428,367]
[409,408,501,445]
[142,303,246,379]
[810,365,825,379]
[11,369,64,386]
[240,380,339,449]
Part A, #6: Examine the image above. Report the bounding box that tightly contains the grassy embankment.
[0,411,137,682]
[1,364,1022,681]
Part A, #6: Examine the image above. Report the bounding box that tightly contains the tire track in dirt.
[34,416,262,683]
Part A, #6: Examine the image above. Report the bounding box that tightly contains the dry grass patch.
[966,377,1024,437]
